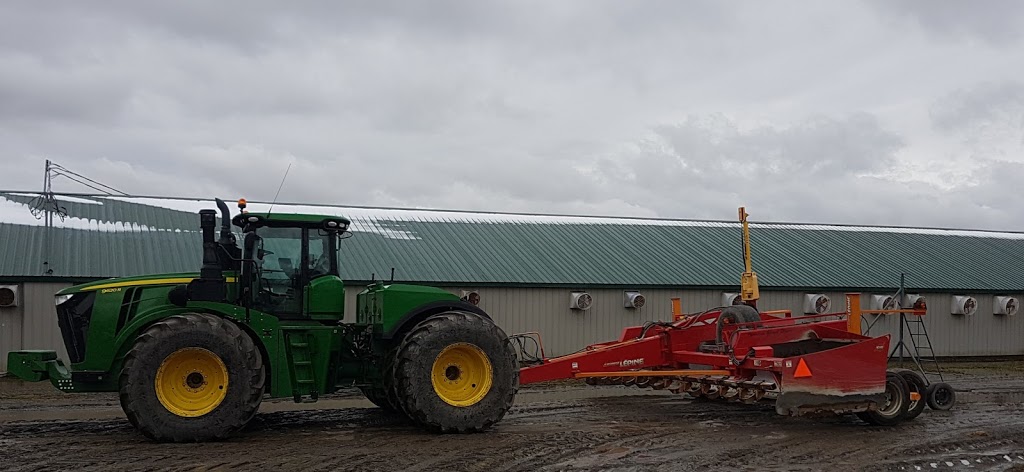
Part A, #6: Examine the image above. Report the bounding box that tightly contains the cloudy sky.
[1,1,1022,230]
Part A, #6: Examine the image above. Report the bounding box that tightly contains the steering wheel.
[310,253,329,275]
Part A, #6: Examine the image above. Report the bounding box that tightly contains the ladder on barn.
[867,274,946,385]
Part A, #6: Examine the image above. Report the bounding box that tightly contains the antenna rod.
[267,161,292,215]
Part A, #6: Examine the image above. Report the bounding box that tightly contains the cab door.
[304,228,345,321]
[248,227,305,319]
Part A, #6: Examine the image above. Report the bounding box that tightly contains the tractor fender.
[110,305,271,388]
[383,300,491,340]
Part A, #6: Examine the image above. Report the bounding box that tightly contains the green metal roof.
[2,191,1024,292]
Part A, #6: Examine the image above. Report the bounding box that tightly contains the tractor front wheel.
[119,313,265,442]
[393,311,518,432]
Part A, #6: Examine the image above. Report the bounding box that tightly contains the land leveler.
[514,208,955,425]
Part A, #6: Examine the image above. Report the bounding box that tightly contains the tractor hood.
[57,272,209,295]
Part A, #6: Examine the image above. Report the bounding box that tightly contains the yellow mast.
[738,207,759,306]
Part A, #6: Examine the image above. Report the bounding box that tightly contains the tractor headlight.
[55,294,74,306]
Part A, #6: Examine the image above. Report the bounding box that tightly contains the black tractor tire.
[119,312,265,442]
[716,304,762,343]
[892,369,928,420]
[856,371,910,426]
[926,382,956,411]
[393,311,518,433]
[381,343,409,417]
[359,386,396,411]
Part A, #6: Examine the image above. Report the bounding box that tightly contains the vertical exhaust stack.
[186,205,228,303]
[215,198,234,245]
[214,198,242,268]
[199,209,221,280]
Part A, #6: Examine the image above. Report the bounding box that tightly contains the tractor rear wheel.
[856,371,910,426]
[393,311,518,433]
[381,344,408,417]
[359,386,396,411]
[119,313,265,442]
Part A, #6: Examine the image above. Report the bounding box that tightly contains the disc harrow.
[585,373,775,404]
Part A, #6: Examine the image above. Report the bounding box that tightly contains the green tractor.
[6,198,519,441]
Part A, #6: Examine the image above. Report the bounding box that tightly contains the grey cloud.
[930,82,1024,132]
[650,113,903,179]
[1,1,1023,234]
[868,0,1024,45]
[586,112,1022,231]
[0,54,129,125]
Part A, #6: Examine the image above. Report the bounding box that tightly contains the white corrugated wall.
[4,283,1021,374]
[0,282,72,373]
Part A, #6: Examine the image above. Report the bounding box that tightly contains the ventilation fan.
[624,291,645,309]
[903,294,927,312]
[950,295,977,316]
[460,290,481,306]
[871,294,897,311]
[570,292,593,311]
[803,294,831,314]
[994,296,1018,316]
[721,292,742,307]
[0,285,18,308]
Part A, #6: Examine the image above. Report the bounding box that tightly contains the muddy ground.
[2,362,1024,472]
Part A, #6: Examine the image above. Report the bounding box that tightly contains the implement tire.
[926,382,956,411]
[716,305,762,343]
[892,369,927,420]
[393,311,518,433]
[856,371,910,426]
[119,313,265,442]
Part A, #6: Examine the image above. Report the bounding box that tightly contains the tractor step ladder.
[283,330,319,403]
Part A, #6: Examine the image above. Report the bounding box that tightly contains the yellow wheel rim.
[431,343,493,407]
[154,347,229,417]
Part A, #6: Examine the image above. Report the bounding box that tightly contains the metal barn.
[1,191,1022,372]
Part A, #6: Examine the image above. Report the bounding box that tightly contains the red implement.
[516,299,908,424]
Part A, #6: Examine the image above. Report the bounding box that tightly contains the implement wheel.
[926,382,956,411]
[856,371,910,426]
[716,305,761,343]
[892,368,933,419]
[393,311,518,433]
[892,369,927,420]
[119,313,265,442]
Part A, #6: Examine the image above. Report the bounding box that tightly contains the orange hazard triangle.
[794,358,812,378]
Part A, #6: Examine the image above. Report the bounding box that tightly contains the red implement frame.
[518,296,892,418]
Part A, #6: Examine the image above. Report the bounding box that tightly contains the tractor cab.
[226,200,351,321]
